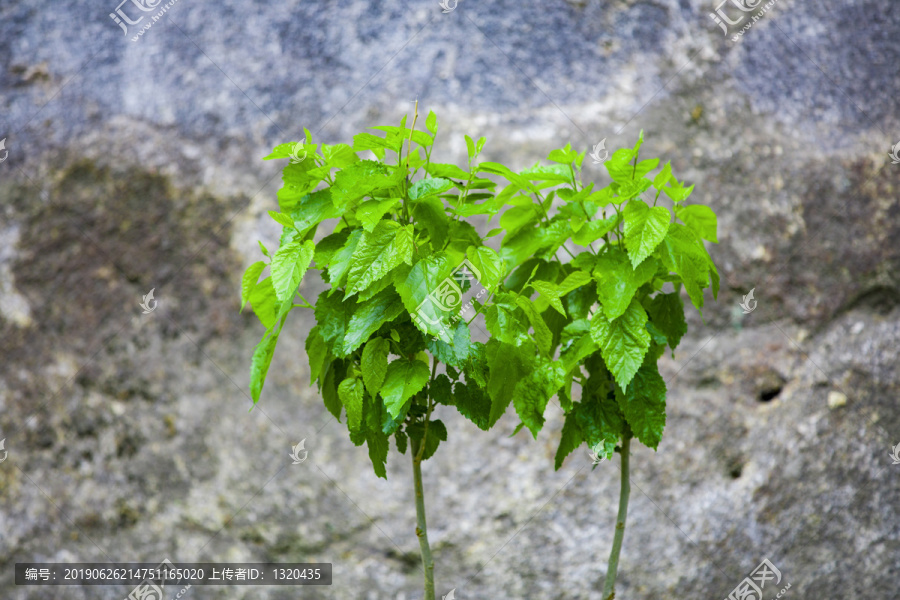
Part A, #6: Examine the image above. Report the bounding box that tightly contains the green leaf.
[331,160,401,208]
[407,419,447,461]
[322,143,358,169]
[623,199,671,268]
[356,198,399,232]
[484,293,530,346]
[559,319,599,372]
[314,290,356,357]
[241,261,267,312]
[343,286,406,355]
[572,213,621,247]
[250,325,282,404]
[396,252,459,342]
[268,210,296,230]
[593,249,658,321]
[615,358,667,450]
[519,164,572,183]
[313,231,350,268]
[604,147,636,183]
[361,337,390,396]
[515,296,553,355]
[465,134,476,161]
[656,223,713,312]
[675,204,718,243]
[327,229,364,289]
[466,246,504,290]
[485,339,531,426]
[285,189,341,234]
[353,132,402,154]
[453,380,492,430]
[395,430,408,454]
[427,320,472,368]
[558,271,594,296]
[547,143,578,165]
[338,377,365,431]
[644,292,687,350]
[554,412,584,470]
[321,361,344,421]
[263,141,307,161]
[382,358,430,417]
[500,219,570,269]
[249,276,280,329]
[271,240,315,302]
[346,220,414,296]
[426,110,438,135]
[425,162,471,180]
[590,298,651,388]
[512,359,566,438]
[412,196,450,249]
[410,177,453,200]
[652,162,672,190]
[306,325,328,386]
[530,280,567,317]
[365,428,390,478]
[574,395,624,457]
[662,178,694,203]
[257,240,270,259]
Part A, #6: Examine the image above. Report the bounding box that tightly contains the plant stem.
[410,436,436,600]
[602,432,632,600]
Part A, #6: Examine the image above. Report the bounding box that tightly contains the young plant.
[241,105,508,600]
[484,133,719,598]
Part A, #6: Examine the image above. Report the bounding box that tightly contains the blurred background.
[1,0,899,598]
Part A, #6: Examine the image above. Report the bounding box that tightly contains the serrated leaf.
[485,339,530,426]
[361,337,390,396]
[327,229,364,290]
[662,178,694,203]
[314,290,356,357]
[258,240,270,258]
[652,162,672,190]
[306,326,328,387]
[675,204,718,243]
[241,261,267,312]
[268,210,296,230]
[531,280,567,317]
[322,143,358,169]
[644,292,687,350]
[412,196,450,249]
[484,293,530,346]
[590,298,651,388]
[427,319,471,368]
[353,132,402,154]
[321,361,343,421]
[284,188,341,233]
[519,164,572,183]
[410,177,452,200]
[338,377,365,431]
[366,428,390,478]
[574,395,624,457]
[425,162,471,180]
[656,223,713,312]
[343,287,406,355]
[396,252,459,342]
[559,319,600,372]
[554,412,584,470]
[331,160,401,208]
[356,198,399,232]
[250,325,282,404]
[604,147,637,183]
[426,110,438,135]
[382,358,430,417]
[558,271,594,296]
[512,359,566,438]
[453,380,492,430]
[594,249,658,321]
[623,199,671,268]
[572,213,621,246]
[407,419,447,461]
[271,240,315,303]
[466,246,504,290]
[249,276,280,329]
[515,296,553,355]
[346,220,414,296]
[615,358,667,450]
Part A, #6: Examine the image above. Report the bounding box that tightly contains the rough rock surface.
[1,0,898,598]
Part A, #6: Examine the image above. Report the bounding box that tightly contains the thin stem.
[602,432,632,600]
[410,436,436,600]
